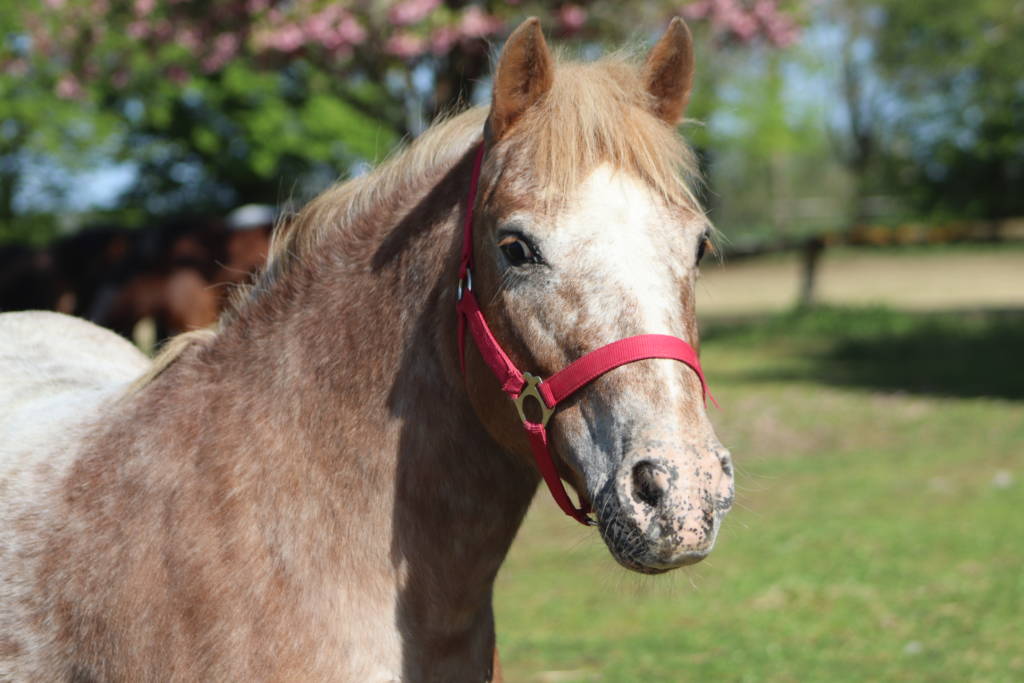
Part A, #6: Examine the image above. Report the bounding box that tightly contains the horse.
[0,17,733,681]
[85,213,271,346]
[87,216,229,342]
[0,227,135,318]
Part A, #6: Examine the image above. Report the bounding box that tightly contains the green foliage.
[0,212,60,247]
[2,0,806,244]
[692,43,844,241]
[13,0,1020,246]
[869,0,1024,219]
[300,94,394,163]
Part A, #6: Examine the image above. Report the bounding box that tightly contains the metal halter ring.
[456,268,473,301]
[513,373,554,427]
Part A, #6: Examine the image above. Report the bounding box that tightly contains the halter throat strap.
[455,141,715,526]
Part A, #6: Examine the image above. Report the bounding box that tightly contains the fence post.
[797,236,826,308]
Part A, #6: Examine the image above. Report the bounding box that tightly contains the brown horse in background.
[89,215,272,342]
[0,226,136,317]
[0,18,731,681]
[1,216,272,344]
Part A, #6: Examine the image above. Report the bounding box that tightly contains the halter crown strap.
[456,141,715,526]
[459,143,487,280]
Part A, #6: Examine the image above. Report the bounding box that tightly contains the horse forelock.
[493,53,703,215]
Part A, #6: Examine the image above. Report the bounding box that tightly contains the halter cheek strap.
[456,142,715,526]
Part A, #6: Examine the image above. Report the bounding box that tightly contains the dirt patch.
[697,247,1024,316]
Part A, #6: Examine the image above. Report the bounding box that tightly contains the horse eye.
[697,236,712,264]
[498,235,535,265]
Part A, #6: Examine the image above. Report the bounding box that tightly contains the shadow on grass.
[702,306,1024,401]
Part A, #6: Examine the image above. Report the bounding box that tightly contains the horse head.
[462,18,734,574]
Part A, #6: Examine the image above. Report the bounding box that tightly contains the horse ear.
[643,17,695,125]
[488,17,554,141]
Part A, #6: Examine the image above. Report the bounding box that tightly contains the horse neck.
[180,146,538,645]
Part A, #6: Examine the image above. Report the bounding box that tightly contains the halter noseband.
[455,142,715,526]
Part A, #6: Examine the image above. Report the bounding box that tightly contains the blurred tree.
[877,0,1024,220]
[1,3,123,243]
[824,0,885,226]
[852,0,1023,221]
[2,0,801,227]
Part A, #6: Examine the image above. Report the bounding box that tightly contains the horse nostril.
[631,460,669,508]
[718,450,733,478]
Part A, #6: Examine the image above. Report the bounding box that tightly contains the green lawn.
[495,307,1024,682]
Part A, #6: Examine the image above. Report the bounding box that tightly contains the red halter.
[456,142,715,525]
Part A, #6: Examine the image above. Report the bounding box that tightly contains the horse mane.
[129,52,702,391]
[263,108,490,279]
[124,327,218,395]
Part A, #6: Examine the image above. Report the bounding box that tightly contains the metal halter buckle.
[456,268,473,301]
[513,373,554,427]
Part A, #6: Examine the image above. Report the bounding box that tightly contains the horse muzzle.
[594,443,734,574]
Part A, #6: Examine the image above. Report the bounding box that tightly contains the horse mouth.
[608,553,674,575]
[593,477,724,574]
[599,524,715,574]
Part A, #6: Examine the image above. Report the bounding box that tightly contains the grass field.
[494,283,1024,680]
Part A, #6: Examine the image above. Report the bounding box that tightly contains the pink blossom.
[134,0,155,17]
[247,0,270,11]
[459,6,502,38]
[430,25,458,55]
[389,0,441,27]
[682,1,712,20]
[683,0,799,45]
[29,27,52,56]
[55,74,83,99]
[152,19,173,41]
[201,55,225,73]
[304,14,332,43]
[127,20,149,39]
[43,0,66,9]
[752,0,777,19]
[557,4,587,33]
[385,31,427,59]
[337,15,367,46]
[166,65,189,84]
[176,27,201,52]
[266,25,306,53]
[202,33,239,73]
[771,24,799,47]
[302,7,366,50]
[112,68,131,88]
[4,59,28,77]
[753,0,800,47]
[305,6,341,30]
[214,32,239,55]
[726,13,758,40]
